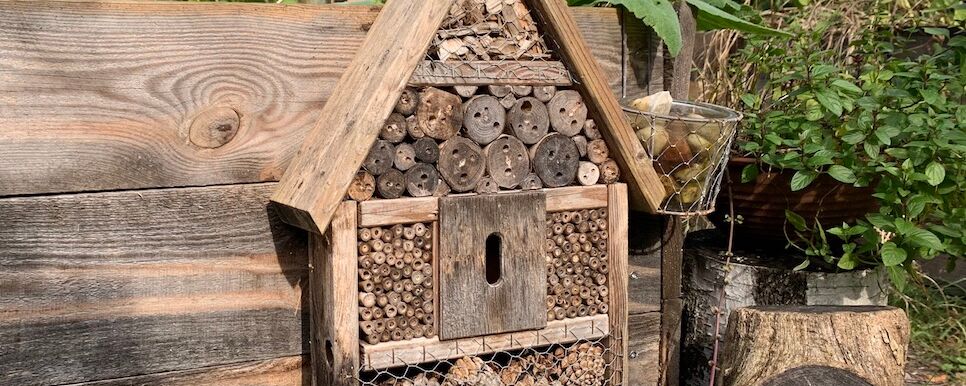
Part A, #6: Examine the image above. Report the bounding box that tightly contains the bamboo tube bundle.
[543,208,609,319]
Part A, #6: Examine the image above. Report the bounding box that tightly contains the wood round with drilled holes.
[487,85,511,98]
[548,90,587,136]
[463,95,505,145]
[484,135,530,189]
[348,171,376,201]
[598,159,620,183]
[530,133,579,187]
[404,163,440,197]
[508,97,550,145]
[394,143,417,171]
[417,87,463,140]
[376,169,405,199]
[454,85,478,98]
[438,136,485,192]
[412,137,440,164]
[395,87,419,116]
[406,115,424,139]
[577,161,600,186]
[586,139,610,164]
[363,140,395,176]
[381,112,408,143]
[475,176,499,194]
[533,85,556,103]
[521,173,543,190]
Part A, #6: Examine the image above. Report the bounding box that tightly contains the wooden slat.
[628,212,665,314]
[69,356,309,386]
[360,314,609,370]
[0,3,628,198]
[607,183,630,385]
[310,202,358,386]
[544,185,608,211]
[0,183,308,386]
[271,0,455,234]
[409,60,572,86]
[530,0,666,213]
[627,312,662,386]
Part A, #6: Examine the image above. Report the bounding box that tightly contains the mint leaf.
[904,228,944,251]
[785,209,807,232]
[827,165,857,184]
[740,163,759,183]
[790,171,818,191]
[925,162,945,186]
[881,242,907,266]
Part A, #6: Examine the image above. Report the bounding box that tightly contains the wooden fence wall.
[0,2,672,385]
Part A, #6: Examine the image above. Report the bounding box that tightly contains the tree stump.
[380,112,408,143]
[394,143,417,171]
[376,169,405,199]
[720,306,909,386]
[347,171,376,201]
[533,85,556,103]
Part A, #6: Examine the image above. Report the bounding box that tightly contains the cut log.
[521,173,543,190]
[394,143,417,171]
[395,87,420,116]
[508,97,550,145]
[533,85,557,103]
[405,114,424,139]
[586,138,610,164]
[487,85,511,98]
[577,161,600,186]
[547,90,587,136]
[483,135,530,189]
[380,113,408,143]
[499,93,517,110]
[530,133,579,188]
[417,87,463,140]
[454,85,479,98]
[598,159,619,184]
[462,95,506,145]
[572,135,588,158]
[434,178,452,197]
[412,137,440,164]
[583,118,601,140]
[348,171,376,201]
[475,176,499,194]
[404,163,441,198]
[511,85,532,97]
[376,169,406,199]
[438,136,486,192]
[720,306,909,386]
[363,140,395,176]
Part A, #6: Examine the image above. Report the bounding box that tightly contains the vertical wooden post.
[309,201,359,386]
[607,183,629,385]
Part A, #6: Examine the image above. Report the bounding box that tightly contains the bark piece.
[394,143,417,171]
[347,171,376,201]
[417,87,463,140]
[376,169,405,199]
[530,133,579,188]
[404,163,441,198]
[586,139,610,164]
[577,161,600,186]
[508,97,550,145]
[395,87,420,116]
[363,140,395,176]
[547,90,587,136]
[413,137,440,164]
[380,113,408,143]
[533,85,556,103]
[462,95,506,145]
[438,136,485,192]
[483,135,530,189]
[598,159,620,184]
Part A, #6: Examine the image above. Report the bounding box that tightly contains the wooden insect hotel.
[270,1,666,385]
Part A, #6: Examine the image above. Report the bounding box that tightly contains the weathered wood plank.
[0,183,309,385]
[0,2,629,198]
[68,356,309,386]
[628,212,665,314]
[606,183,629,385]
[627,312,662,386]
[409,60,572,86]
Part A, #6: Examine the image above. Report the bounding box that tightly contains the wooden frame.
[607,183,630,385]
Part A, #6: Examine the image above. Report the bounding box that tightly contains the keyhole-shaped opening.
[485,232,503,285]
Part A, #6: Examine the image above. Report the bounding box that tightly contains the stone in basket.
[623,92,742,215]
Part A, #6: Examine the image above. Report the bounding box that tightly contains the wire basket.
[622,100,741,216]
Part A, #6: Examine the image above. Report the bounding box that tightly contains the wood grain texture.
[627,312,662,386]
[270,0,455,234]
[409,60,572,86]
[606,183,629,386]
[530,0,666,213]
[309,202,358,386]
[627,213,665,314]
[69,356,309,386]
[670,1,696,101]
[0,2,630,198]
[660,218,685,386]
[0,183,308,386]
[438,192,547,340]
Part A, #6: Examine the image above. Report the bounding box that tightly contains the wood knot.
[189,106,240,149]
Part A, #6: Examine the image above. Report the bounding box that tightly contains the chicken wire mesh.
[358,338,616,386]
[623,100,741,216]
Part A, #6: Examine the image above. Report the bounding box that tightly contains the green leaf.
[831,79,862,94]
[923,27,949,38]
[887,266,908,291]
[792,259,810,271]
[606,0,683,56]
[837,252,858,270]
[785,210,807,232]
[687,0,790,37]
[925,162,945,186]
[866,214,893,230]
[815,90,843,116]
[740,164,759,183]
[904,228,944,251]
[790,171,818,191]
[827,165,857,184]
[841,132,865,144]
[740,93,759,108]
[881,242,908,266]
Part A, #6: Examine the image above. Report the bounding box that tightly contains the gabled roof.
[271,0,665,234]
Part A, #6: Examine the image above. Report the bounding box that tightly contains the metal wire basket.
[622,99,742,216]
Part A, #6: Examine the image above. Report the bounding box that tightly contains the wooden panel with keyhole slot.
[438,191,547,340]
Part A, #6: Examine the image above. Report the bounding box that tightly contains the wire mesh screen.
[623,100,741,216]
[431,0,553,62]
[358,338,615,386]
[545,209,609,320]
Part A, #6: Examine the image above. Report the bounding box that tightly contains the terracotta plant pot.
[711,157,877,243]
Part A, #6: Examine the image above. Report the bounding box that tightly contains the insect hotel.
[270,1,666,385]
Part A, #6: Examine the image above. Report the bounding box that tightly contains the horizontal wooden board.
[0,183,309,385]
[361,314,609,370]
[409,60,572,86]
[70,356,309,386]
[0,3,628,197]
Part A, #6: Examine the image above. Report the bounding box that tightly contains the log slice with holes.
[533,85,556,103]
[438,136,485,192]
[348,171,376,201]
[548,90,588,136]
[376,169,405,199]
[381,113,408,143]
[395,87,420,116]
[483,135,530,189]
[530,133,579,187]
[508,97,550,145]
[418,87,463,140]
[363,140,395,176]
[463,95,506,145]
[413,137,440,164]
[404,163,441,197]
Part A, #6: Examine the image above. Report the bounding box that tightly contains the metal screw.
[630,271,640,280]
[629,351,639,359]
